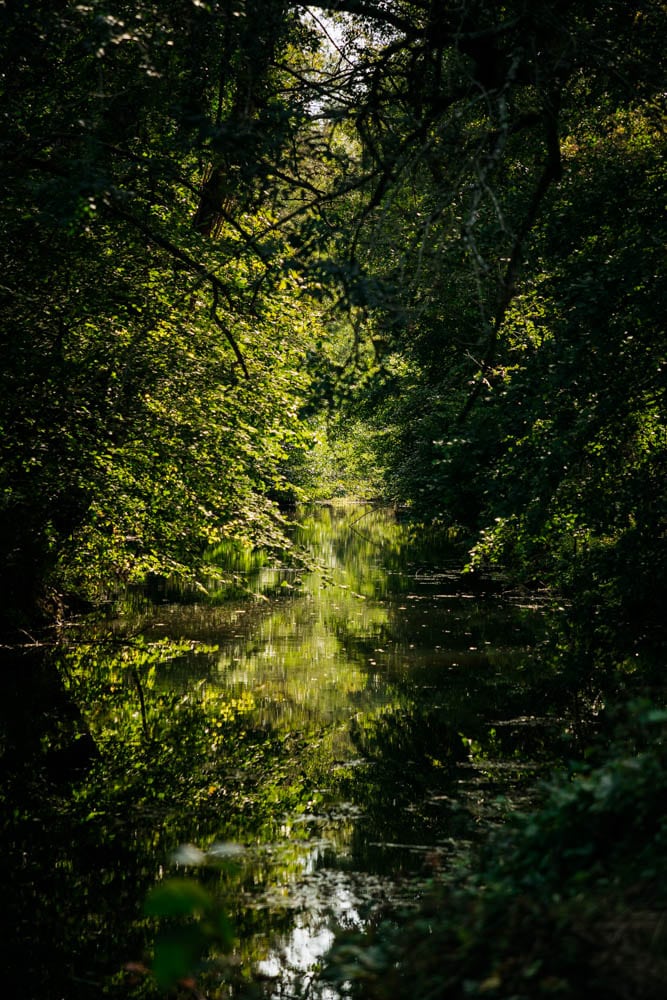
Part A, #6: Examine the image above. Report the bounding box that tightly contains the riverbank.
[324,700,667,1000]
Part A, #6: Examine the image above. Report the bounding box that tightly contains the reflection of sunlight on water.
[227,827,399,997]
[255,869,381,998]
[257,921,336,980]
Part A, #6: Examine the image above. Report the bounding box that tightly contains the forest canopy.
[1,0,665,663]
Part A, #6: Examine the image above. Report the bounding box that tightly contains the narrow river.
[2,505,568,999]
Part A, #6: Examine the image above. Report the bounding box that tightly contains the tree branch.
[111,203,249,377]
[456,93,563,426]
[301,0,422,37]
[210,283,249,379]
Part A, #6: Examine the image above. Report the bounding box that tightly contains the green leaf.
[152,924,207,990]
[144,878,213,918]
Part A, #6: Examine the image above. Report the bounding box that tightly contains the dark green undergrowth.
[324,699,667,1000]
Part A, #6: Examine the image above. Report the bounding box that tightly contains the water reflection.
[136,506,557,992]
[1,504,566,999]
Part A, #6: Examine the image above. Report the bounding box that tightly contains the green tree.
[0,1,327,622]
[312,1,666,674]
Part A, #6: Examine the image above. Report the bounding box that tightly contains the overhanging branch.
[111,203,249,378]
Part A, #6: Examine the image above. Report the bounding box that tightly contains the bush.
[324,701,667,1000]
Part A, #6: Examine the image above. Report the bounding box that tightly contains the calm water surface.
[2,505,567,999]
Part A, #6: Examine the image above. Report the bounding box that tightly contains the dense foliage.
[3,1,664,642]
[0,0,330,622]
[315,0,667,683]
[1,1,666,997]
[325,703,667,1000]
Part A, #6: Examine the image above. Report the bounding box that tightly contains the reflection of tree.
[297,505,460,600]
[0,505,561,994]
[334,703,469,874]
[0,647,98,786]
[335,643,577,876]
[352,705,468,774]
[0,637,322,998]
